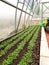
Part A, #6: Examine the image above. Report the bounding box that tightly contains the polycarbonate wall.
[0,0,40,40]
[0,1,15,39]
[42,3,49,20]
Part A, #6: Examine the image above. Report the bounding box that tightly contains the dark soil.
[12,42,28,65]
[11,27,37,65]
[0,28,29,50]
[0,39,22,63]
[0,27,35,64]
[29,28,41,65]
[0,27,35,50]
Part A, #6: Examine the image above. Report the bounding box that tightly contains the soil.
[29,28,41,65]
[0,39,22,63]
[12,42,28,65]
[0,27,40,65]
[0,28,29,50]
[11,27,37,65]
[0,27,35,64]
[0,27,34,50]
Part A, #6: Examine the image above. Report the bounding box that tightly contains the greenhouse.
[0,0,49,65]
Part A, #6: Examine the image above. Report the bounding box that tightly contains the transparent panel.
[23,5,26,11]
[15,9,21,30]
[18,3,23,9]
[5,0,18,6]
[19,0,24,3]
[41,0,49,2]
[18,12,25,30]
[25,14,30,27]
[0,1,15,40]
[0,0,40,40]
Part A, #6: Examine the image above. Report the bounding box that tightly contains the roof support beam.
[0,0,33,16]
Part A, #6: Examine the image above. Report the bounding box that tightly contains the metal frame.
[18,1,31,9]
[0,0,34,32]
[41,2,49,22]
[1,0,39,31]
[15,0,19,32]
[44,4,49,11]
[24,0,31,27]
[41,3,43,22]
[41,1,49,4]
[1,0,33,16]
[0,0,49,26]
[15,0,31,32]
[16,0,26,32]
[29,0,39,24]
[26,0,35,26]
[1,0,48,42]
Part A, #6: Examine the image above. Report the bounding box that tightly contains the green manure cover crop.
[17,26,40,65]
[1,26,38,65]
[0,26,34,57]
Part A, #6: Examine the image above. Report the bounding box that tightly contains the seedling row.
[0,25,41,65]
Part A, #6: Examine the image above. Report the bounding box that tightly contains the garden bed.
[29,28,41,65]
[0,26,35,63]
[0,26,41,65]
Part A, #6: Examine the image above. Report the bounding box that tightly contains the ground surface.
[29,28,41,65]
[0,26,41,65]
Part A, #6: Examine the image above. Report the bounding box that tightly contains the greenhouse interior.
[0,0,49,65]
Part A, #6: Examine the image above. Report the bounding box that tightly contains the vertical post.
[15,0,19,32]
[26,10,31,27]
[16,0,26,32]
[41,3,43,23]
[26,0,34,26]
[24,0,30,28]
[30,0,39,23]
